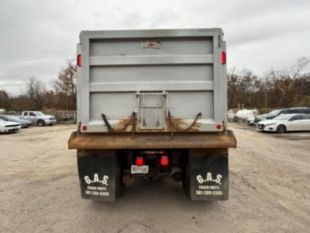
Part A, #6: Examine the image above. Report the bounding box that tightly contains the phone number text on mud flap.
[85,185,109,196]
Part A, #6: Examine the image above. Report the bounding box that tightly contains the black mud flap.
[189,152,228,201]
[77,150,117,201]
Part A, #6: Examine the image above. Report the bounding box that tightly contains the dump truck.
[68,28,237,201]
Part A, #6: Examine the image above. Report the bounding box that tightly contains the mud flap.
[189,152,228,201]
[77,150,117,201]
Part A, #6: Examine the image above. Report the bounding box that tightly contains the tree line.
[228,57,310,112]
[0,58,309,113]
[0,61,76,112]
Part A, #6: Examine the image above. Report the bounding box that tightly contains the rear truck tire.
[276,125,286,134]
[37,120,45,126]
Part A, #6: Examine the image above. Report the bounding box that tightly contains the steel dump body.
[77,28,227,133]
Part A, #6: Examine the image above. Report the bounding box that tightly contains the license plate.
[131,165,149,174]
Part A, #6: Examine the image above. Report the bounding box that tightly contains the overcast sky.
[0,0,310,94]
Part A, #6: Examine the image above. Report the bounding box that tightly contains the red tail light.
[216,124,222,130]
[221,52,226,65]
[77,54,82,67]
[135,156,144,166]
[160,156,169,166]
[81,125,87,131]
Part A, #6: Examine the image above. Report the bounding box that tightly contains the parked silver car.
[0,115,31,128]
[21,111,56,126]
[257,114,310,133]
[0,119,21,133]
[254,107,310,124]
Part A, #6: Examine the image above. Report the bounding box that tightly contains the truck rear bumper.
[68,130,237,150]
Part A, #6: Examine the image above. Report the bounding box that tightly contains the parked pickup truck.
[68,28,237,201]
[21,111,56,126]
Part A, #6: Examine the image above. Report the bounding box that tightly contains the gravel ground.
[0,124,309,233]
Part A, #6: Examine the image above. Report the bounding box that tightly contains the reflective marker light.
[77,54,82,67]
[216,124,222,130]
[160,156,169,166]
[81,125,87,131]
[135,156,144,166]
[221,52,226,65]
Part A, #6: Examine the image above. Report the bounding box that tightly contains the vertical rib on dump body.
[76,28,227,133]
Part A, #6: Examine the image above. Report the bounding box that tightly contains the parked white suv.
[21,111,57,126]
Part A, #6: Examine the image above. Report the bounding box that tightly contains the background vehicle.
[247,116,255,126]
[257,114,310,133]
[0,119,21,133]
[21,111,56,126]
[0,115,31,128]
[254,107,310,124]
[231,109,257,124]
[68,28,237,202]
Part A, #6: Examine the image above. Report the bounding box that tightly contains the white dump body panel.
[77,28,227,133]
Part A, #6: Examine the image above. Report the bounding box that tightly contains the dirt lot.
[0,124,309,233]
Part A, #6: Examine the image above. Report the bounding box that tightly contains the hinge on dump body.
[101,112,137,135]
[166,111,202,137]
[77,122,81,134]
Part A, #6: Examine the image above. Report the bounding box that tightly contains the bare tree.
[290,57,310,79]
[54,61,77,110]
[25,77,46,110]
[0,90,10,110]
